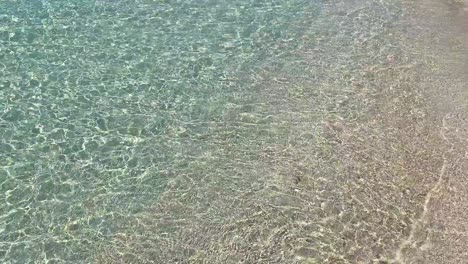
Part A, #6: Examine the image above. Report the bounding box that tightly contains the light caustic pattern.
[1,0,468,263]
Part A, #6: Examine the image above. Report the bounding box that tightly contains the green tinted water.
[2,0,468,263]
[1,0,321,262]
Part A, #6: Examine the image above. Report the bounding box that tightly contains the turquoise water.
[1,0,322,262]
[2,0,468,263]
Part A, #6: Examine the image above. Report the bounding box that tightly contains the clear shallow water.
[1,0,321,262]
[1,0,468,263]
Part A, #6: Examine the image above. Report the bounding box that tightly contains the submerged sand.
[2,0,466,263]
[94,1,468,263]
